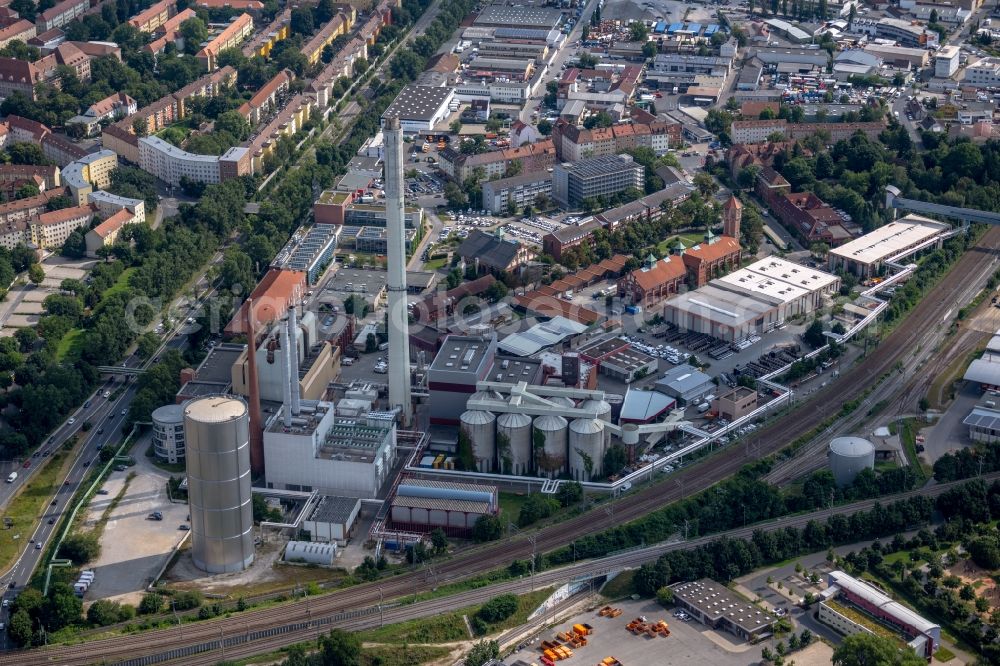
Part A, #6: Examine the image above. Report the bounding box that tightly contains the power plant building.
[428,332,498,425]
[263,400,397,498]
[184,395,255,574]
[301,495,362,545]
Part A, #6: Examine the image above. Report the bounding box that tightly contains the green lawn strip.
[498,492,530,521]
[359,588,553,644]
[0,449,72,570]
[103,267,136,299]
[935,646,956,662]
[423,258,447,271]
[55,328,85,362]
[360,645,452,666]
[896,419,931,481]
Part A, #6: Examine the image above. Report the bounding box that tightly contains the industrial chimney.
[244,299,264,476]
[383,115,412,425]
[287,305,301,416]
[281,314,293,428]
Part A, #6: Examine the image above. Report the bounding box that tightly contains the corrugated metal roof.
[965,353,1000,386]
[963,406,1000,431]
[828,571,939,636]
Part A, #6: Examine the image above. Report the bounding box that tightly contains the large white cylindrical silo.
[460,410,496,473]
[497,412,532,476]
[569,418,605,482]
[534,414,568,479]
[184,395,255,574]
[828,436,876,487]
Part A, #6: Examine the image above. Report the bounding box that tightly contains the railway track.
[3,231,998,665]
[764,227,1000,484]
[10,474,997,666]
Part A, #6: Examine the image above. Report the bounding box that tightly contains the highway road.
[3,473,994,666]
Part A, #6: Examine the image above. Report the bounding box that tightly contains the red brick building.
[618,254,687,308]
[680,232,742,287]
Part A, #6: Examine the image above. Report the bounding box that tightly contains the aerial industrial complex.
[2,0,1000,663]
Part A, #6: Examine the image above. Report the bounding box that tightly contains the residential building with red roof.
[33,203,92,248]
[84,208,138,257]
[237,69,291,125]
[0,20,35,50]
[196,13,253,70]
[37,0,88,31]
[128,0,176,32]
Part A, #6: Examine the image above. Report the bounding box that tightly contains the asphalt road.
[0,379,138,626]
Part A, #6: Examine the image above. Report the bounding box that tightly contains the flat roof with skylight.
[829,215,950,267]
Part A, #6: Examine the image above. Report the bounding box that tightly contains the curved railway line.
[4,229,999,665]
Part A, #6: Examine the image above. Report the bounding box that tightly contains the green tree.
[136,331,160,360]
[464,639,500,666]
[14,327,36,352]
[832,633,925,666]
[179,17,208,55]
[629,21,648,42]
[477,594,518,623]
[456,428,476,470]
[803,319,826,348]
[537,118,552,135]
[656,586,675,607]
[319,629,361,666]
[8,608,32,646]
[603,444,628,476]
[430,527,448,555]
[138,593,163,615]
[87,599,133,626]
[693,172,718,198]
[58,533,100,565]
[45,583,83,630]
[364,332,377,353]
[61,228,87,258]
[556,480,583,507]
[290,8,314,35]
[472,514,502,542]
[28,263,44,284]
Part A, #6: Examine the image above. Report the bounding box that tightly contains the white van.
[6,472,16,483]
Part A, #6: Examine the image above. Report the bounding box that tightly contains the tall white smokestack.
[383,115,412,425]
[287,305,301,416]
[281,322,293,428]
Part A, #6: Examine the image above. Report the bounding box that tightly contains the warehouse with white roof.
[827,215,950,277]
[381,85,455,133]
[713,256,840,319]
[821,570,940,658]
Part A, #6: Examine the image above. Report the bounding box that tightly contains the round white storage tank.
[828,436,876,487]
[569,418,605,481]
[497,412,532,475]
[460,410,496,472]
[534,414,568,478]
[548,396,576,409]
[151,403,185,463]
[580,398,613,447]
[184,395,254,574]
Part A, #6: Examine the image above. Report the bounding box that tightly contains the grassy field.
[361,645,451,665]
[600,570,637,600]
[103,267,136,300]
[423,257,447,271]
[498,492,530,522]
[55,328,85,362]
[0,449,72,570]
[359,588,553,644]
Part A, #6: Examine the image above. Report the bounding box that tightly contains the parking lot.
[79,443,188,605]
[506,597,765,666]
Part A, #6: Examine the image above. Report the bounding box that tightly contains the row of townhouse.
[438,138,557,182]
[552,118,682,162]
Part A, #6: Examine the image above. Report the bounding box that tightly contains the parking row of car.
[499,223,541,244]
[621,335,691,365]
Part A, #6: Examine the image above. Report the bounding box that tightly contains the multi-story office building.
[482,172,552,215]
[551,154,644,209]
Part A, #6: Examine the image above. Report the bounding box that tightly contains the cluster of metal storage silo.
[458,396,614,481]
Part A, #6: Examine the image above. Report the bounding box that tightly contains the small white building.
[935,45,961,79]
[380,85,455,133]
